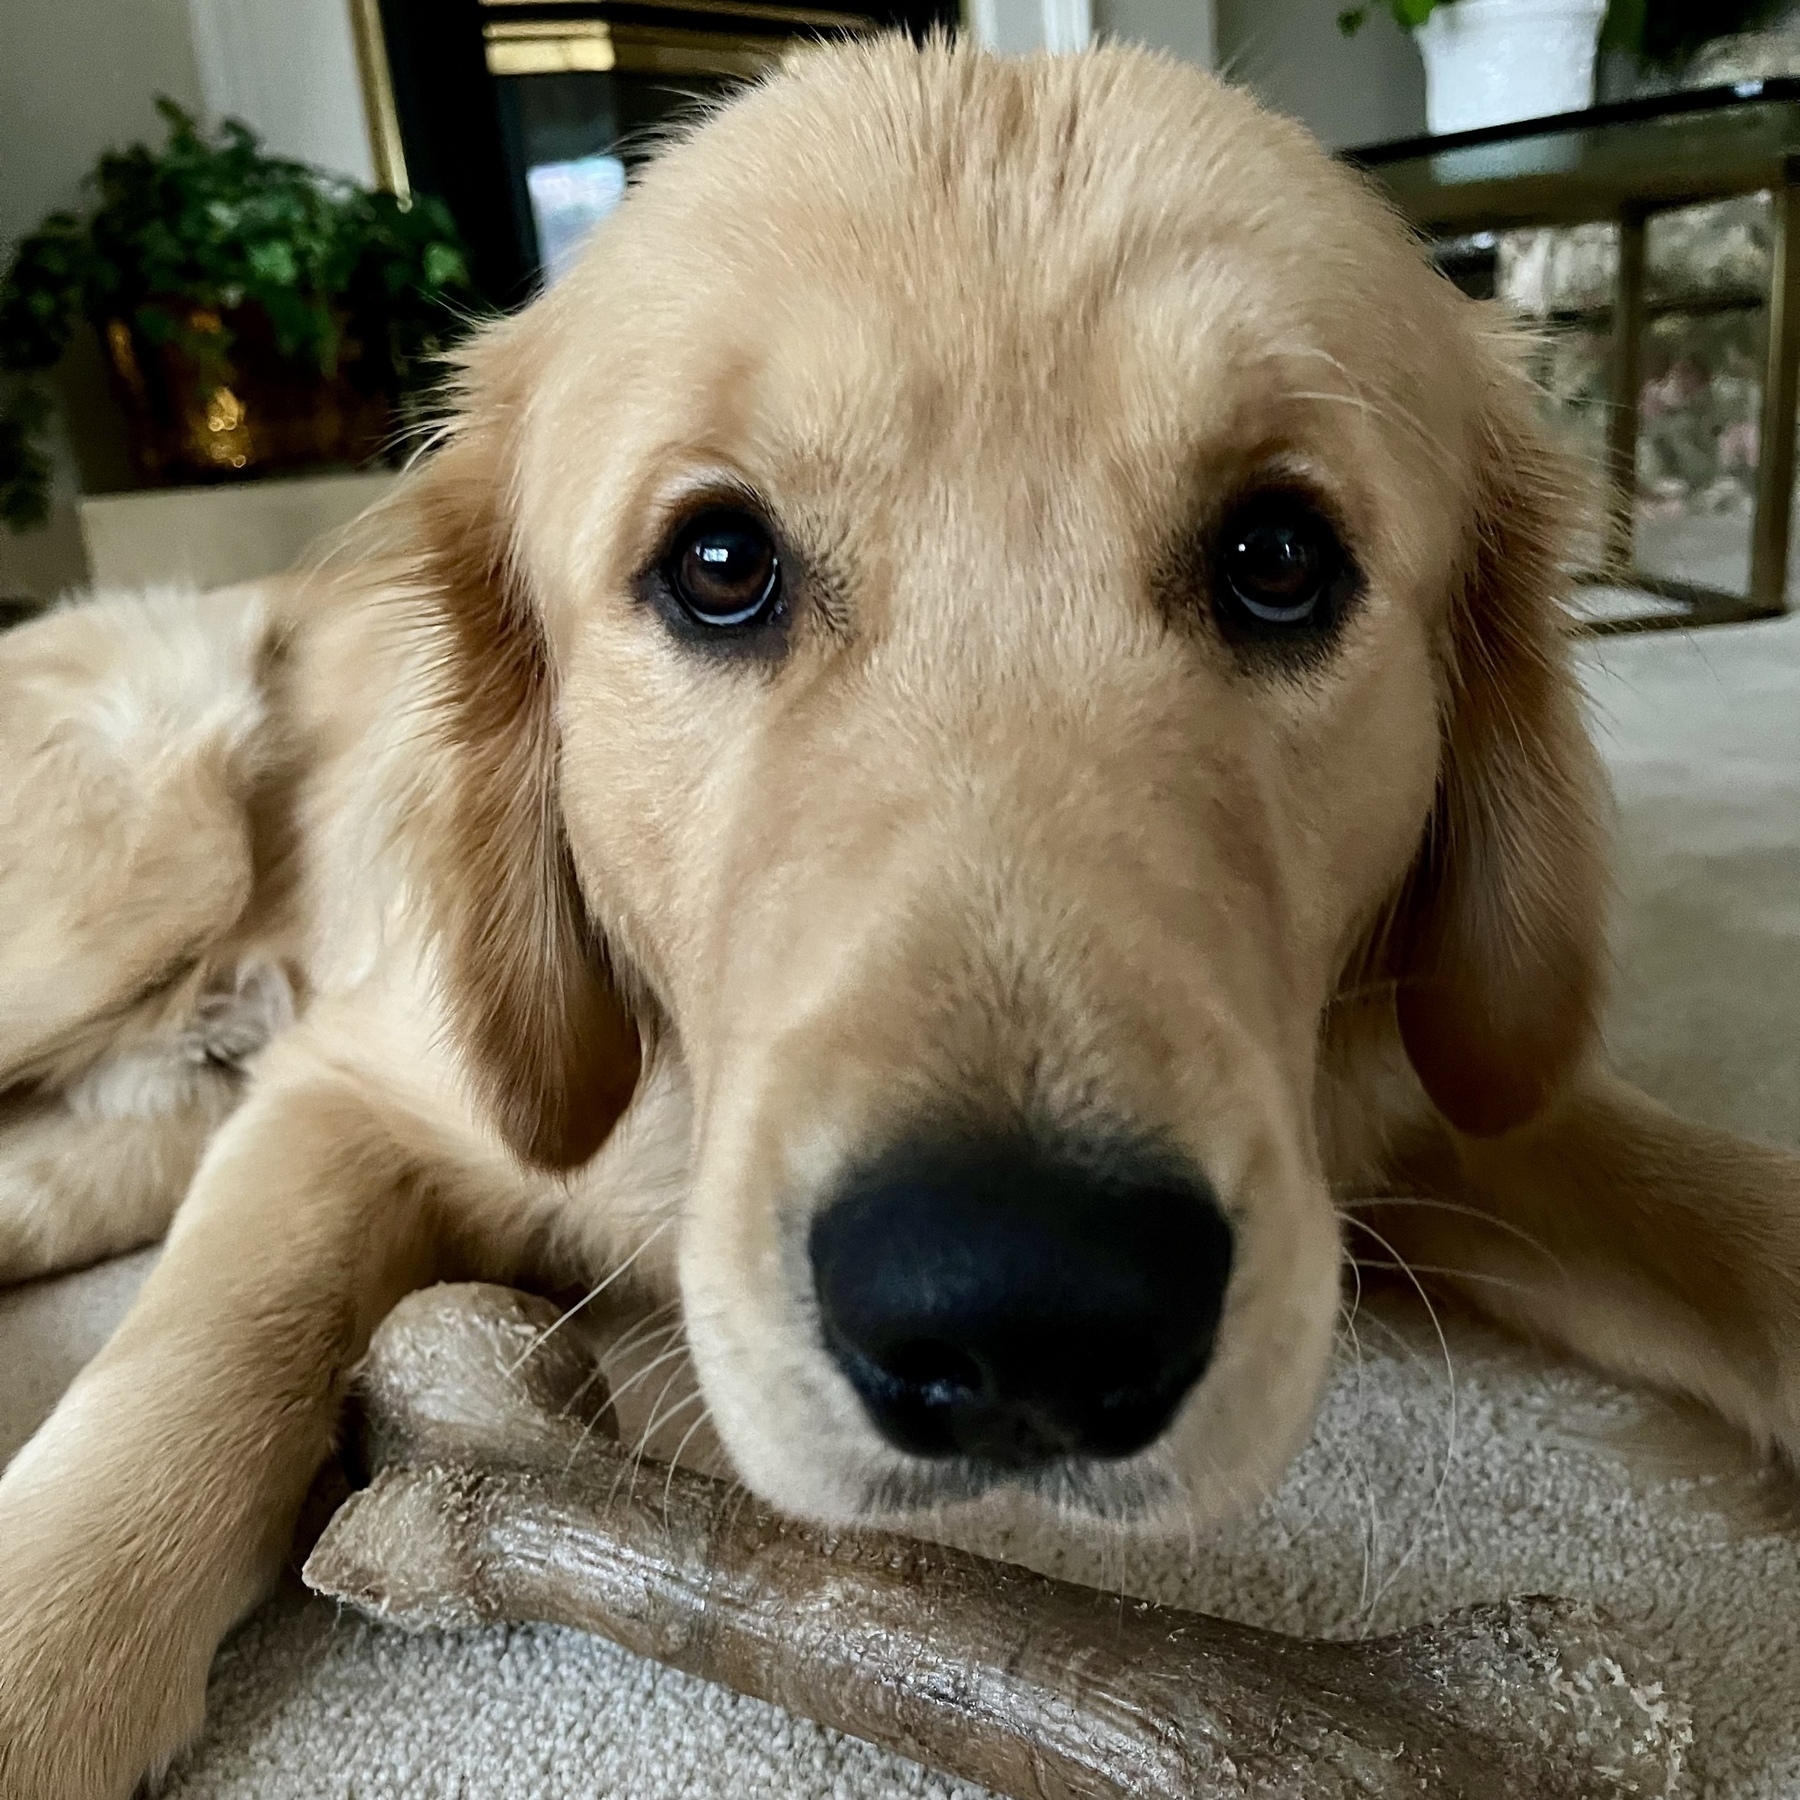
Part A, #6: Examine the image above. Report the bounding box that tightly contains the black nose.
[808,1128,1233,1467]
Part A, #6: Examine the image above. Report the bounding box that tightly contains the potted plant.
[1339,0,1787,135]
[0,99,472,531]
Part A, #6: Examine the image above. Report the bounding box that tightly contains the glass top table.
[1347,79,1800,628]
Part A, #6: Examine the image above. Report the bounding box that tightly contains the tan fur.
[0,39,1796,1798]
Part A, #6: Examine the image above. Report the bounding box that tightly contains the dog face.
[414,42,1604,1532]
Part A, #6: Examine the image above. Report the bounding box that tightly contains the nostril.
[879,1338,986,1409]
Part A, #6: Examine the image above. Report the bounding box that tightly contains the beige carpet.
[3,611,1797,1799]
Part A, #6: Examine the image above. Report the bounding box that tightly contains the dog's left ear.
[1384,347,1609,1138]
[405,414,641,1171]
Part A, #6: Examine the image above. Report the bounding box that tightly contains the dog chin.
[710,1417,1200,1538]
[703,1362,1330,1544]
[856,1453,1185,1530]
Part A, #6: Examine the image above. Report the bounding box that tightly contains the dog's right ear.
[405,418,640,1171]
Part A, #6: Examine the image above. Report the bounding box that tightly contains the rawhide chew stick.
[304,1284,1690,1800]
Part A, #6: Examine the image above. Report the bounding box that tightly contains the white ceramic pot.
[1415,0,1608,135]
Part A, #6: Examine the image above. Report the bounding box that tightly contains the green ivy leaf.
[247,239,298,288]
[422,240,468,293]
[0,378,54,528]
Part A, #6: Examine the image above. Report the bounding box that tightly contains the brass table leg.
[1605,205,1647,579]
[1750,169,1800,618]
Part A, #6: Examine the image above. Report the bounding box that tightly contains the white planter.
[1415,0,1607,135]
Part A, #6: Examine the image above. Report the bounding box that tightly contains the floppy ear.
[407,427,641,1171]
[1385,351,1609,1138]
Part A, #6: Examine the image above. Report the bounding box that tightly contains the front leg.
[1363,1066,1800,1457]
[0,1073,442,1800]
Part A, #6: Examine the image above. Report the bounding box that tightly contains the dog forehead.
[542,41,1455,483]
[631,39,1382,284]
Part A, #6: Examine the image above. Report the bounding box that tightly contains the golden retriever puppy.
[2,36,1797,1799]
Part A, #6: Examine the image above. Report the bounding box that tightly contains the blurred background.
[4,0,1798,630]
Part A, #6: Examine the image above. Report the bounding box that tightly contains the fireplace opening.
[364,0,956,303]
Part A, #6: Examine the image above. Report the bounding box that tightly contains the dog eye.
[1215,493,1347,634]
[665,508,782,628]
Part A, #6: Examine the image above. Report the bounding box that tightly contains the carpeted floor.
[3,611,1797,1799]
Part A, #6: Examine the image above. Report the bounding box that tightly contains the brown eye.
[666,508,782,628]
[1216,493,1348,631]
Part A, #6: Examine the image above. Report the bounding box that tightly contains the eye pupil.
[1217,495,1344,631]
[1235,526,1313,595]
[668,508,781,627]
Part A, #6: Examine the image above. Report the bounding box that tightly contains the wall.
[0,0,372,270]
[186,0,375,183]
[1217,0,1424,149]
[1081,0,1420,148]
[1095,0,1216,67]
[0,0,205,248]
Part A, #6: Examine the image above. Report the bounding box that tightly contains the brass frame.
[1751,175,1800,616]
[347,0,411,199]
[478,0,868,27]
[482,16,793,79]
[484,20,618,75]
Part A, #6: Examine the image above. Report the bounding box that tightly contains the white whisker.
[599,1338,692,1414]
[1348,1257,1545,1298]
[661,1406,714,1519]
[639,1382,705,1459]
[557,1309,685,1475]
[505,1217,675,1375]
[1334,1253,1381,1616]
[1336,1194,1568,1280]
[553,1302,679,1422]
[1344,1216,1458,1621]
[609,1364,701,1511]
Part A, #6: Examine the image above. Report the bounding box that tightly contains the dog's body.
[3,39,1799,1799]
